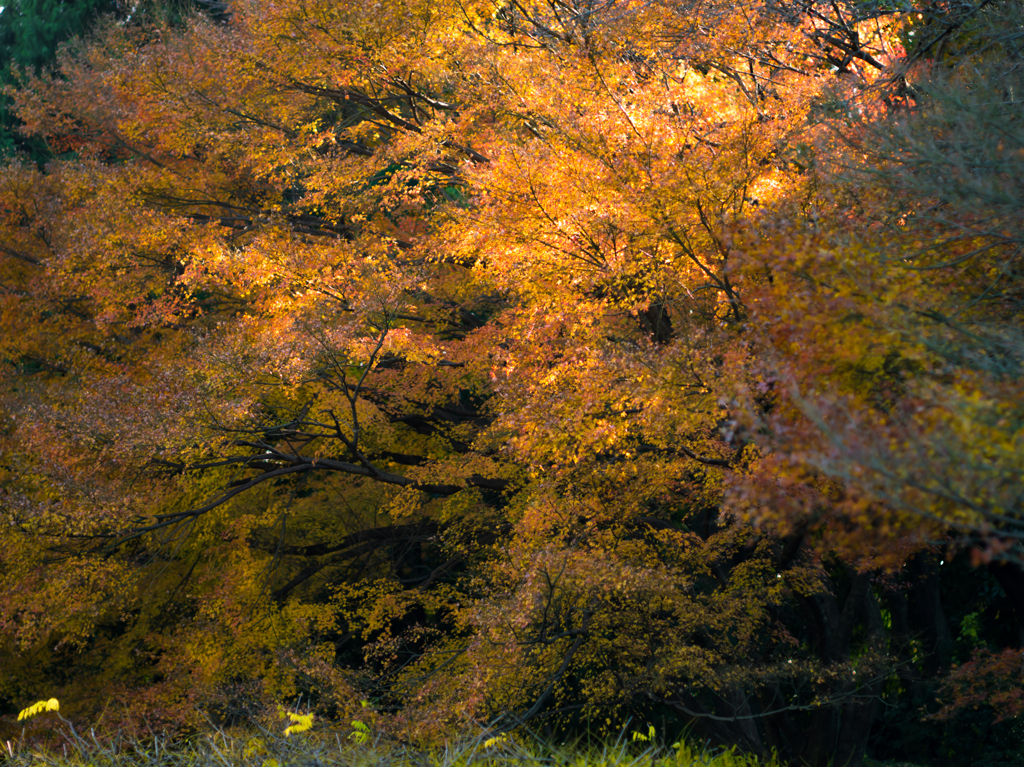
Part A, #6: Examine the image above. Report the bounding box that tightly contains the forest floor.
[0,726,822,767]
[1,733,932,767]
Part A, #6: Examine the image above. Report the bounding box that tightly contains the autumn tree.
[723,0,1024,751]
[0,0,1021,764]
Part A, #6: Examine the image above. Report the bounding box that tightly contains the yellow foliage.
[16,698,59,721]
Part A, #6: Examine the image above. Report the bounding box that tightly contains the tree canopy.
[0,0,1022,764]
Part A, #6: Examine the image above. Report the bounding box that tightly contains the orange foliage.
[0,0,1021,763]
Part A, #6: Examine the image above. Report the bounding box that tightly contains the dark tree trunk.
[831,585,887,767]
[988,560,1024,647]
[907,552,953,674]
[885,586,924,698]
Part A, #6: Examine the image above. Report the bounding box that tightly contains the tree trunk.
[988,560,1024,647]
[908,552,953,674]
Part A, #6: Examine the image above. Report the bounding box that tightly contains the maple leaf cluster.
[0,0,1021,764]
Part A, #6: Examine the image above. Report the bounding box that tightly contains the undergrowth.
[2,723,779,767]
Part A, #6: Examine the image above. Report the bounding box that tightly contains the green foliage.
[0,0,116,72]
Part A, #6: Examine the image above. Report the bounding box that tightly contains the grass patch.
[3,723,781,767]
